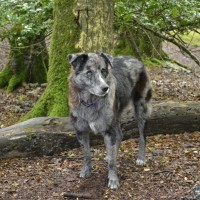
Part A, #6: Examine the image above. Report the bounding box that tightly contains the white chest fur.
[89,122,98,134]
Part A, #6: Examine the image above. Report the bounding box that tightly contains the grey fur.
[67,52,152,189]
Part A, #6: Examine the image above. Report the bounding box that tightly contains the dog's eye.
[86,70,92,77]
[101,68,108,77]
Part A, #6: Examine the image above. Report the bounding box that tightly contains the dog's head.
[67,52,113,97]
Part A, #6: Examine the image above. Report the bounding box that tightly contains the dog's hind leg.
[133,93,152,165]
[132,73,152,166]
[134,106,146,166]
[104,125,122,189]
[77,131,92,177]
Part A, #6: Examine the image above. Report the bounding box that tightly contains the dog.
[67,52,152,189]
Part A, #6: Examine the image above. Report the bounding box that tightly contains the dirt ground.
[0,41,200,199]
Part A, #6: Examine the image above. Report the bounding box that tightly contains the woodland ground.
[0,41,200,199]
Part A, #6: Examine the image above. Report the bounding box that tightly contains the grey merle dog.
[67,52,152,189]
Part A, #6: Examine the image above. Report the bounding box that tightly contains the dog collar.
[80,99,97,107]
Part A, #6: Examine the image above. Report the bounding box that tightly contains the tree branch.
[62,192,93,199]
[140,26,200,66]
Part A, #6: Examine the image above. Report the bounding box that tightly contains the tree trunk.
[0,36,48,92]
[76,0,114,53]
[22,0,114,120]
[0,101,199,158]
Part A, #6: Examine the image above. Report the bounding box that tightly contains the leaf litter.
[0,132,199,199]
[0,44,200,199]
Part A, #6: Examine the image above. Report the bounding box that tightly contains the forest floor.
[0,41,200,199]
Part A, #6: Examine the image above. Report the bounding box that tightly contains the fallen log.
[0,101,199,158]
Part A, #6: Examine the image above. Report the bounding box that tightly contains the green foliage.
[115,0,200,33]
[115,0,200,65]
[0,0,51,91]
[0,0,53,46]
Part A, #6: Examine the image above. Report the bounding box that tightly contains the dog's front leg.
[76,131,92,178]
[104,130,122,189]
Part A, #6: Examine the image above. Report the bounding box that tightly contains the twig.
[62,192,93,199]
[154,170,173,176]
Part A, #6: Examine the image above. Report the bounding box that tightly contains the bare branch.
[62,192,93,199]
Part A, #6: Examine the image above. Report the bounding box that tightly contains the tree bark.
[76,0,114,53]
[0,35,48,92]
[0,101,199,158]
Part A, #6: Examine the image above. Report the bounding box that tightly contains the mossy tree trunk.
[22,0,114,120]
[0,35,48,92]
[21,0,79,119]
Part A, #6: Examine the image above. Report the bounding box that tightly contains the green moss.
[0,65,13,88]
[0,62,27,92]
[7,69,27,92]
[143,56,164,68]
[46,0,79,117]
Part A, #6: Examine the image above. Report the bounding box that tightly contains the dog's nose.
[102,87,109,93]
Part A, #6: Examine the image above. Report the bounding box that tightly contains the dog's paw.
[80,166,91,178]
[136,158,145,166]
[108,177,120,189]
[108,173,119,189]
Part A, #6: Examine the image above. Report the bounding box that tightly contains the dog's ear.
[67,53,88,70]
[98,52,113,68]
